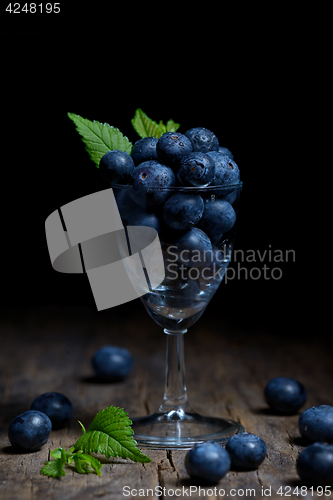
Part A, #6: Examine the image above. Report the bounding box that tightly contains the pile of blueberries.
[186,377,333,486]
[7,345,333,486]
[8,392,73,451]
[99,128,241,253]
[7,346,132,451]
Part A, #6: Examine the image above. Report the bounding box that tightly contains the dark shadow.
[252,407,300,417]
[289,435,311,447]
[79,375,125,384]
[229,465,259,472]
[0,401,32,425]
[179,476,219,487]
[1,445,39,455]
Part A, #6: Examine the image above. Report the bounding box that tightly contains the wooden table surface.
[0,303,331,500]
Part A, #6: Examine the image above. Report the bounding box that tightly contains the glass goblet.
[113,181,243,449]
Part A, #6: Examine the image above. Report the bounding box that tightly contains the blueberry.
[92,345,133,381]
[299,405,333,443]
[162,193,204,230]
[199,198,236,237]
[226,432,267,470]
[148,278,200,309]
[131,137,158,165]
[264,377,307,414]
[114,187,139,222]
[185,127,219,153]
[129,160,175,208]
[179,152,215,187]
[297,442,333,486]
[200,247,228,281]
[31,392,73,430]
[218,146,234,159]
[8,410,52,450]
[185,442,231,483]
[175,227,213,269]
[156,132,192,169]
[206,152,240,189]
[99,150,135,184]
[128,206,161,233]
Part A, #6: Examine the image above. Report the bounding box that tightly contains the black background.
[1,25,299,335]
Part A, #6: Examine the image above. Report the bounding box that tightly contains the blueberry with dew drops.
[218,146,234,159]
[156,132,192,169]
[162,193,204,231]
[185,127,219,153]
[129,161,175,208]
[128,207,161,233]
[206,151,240,189]
[99,150,135,184]
[178,152,215,187]
[199,198,237,239]
[131,137,158,165]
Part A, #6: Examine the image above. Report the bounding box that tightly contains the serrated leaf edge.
[131,108,164,139]
[67,113,133,166]
[74,429,151,463]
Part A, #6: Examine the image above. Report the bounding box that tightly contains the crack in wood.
[157,462,165,498]
[286,429,294,451]
[166,450,176,473]
[256,468,264,488]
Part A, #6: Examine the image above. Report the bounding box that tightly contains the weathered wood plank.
[0,306,332,500]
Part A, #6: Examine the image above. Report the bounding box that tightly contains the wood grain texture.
[0,305,332,500]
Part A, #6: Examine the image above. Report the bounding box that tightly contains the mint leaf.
[166,119,180,133]
[68,113,133,167]
[50,447,65,459]
[40,448,67,478]
[131,108,165,139]
[40,404,151,478]
[42,447,102,477]
[78,420,86,434]
[73,452,102,476]
[74,406,151,464]
[159,120,167,134]
[40,459,66,478]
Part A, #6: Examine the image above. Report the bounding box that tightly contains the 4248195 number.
[5,3,60,13]
[277,485,332,496]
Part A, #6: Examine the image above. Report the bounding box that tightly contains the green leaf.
[40,448,67,478]
[40,459,66,478]
[74,406,151,464]
[159,120,167,134]
[78,420,86,434]
[50,447,64,459]
[131,108,164,139]
[68,113,133,167]
[166,119,180,133]
[73,453,102,476]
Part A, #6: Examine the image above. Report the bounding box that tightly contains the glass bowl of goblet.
[112,178,243,449]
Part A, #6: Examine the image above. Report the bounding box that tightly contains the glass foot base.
[131,409,244,449]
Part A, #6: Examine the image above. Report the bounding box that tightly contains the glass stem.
[159,329,192,414]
